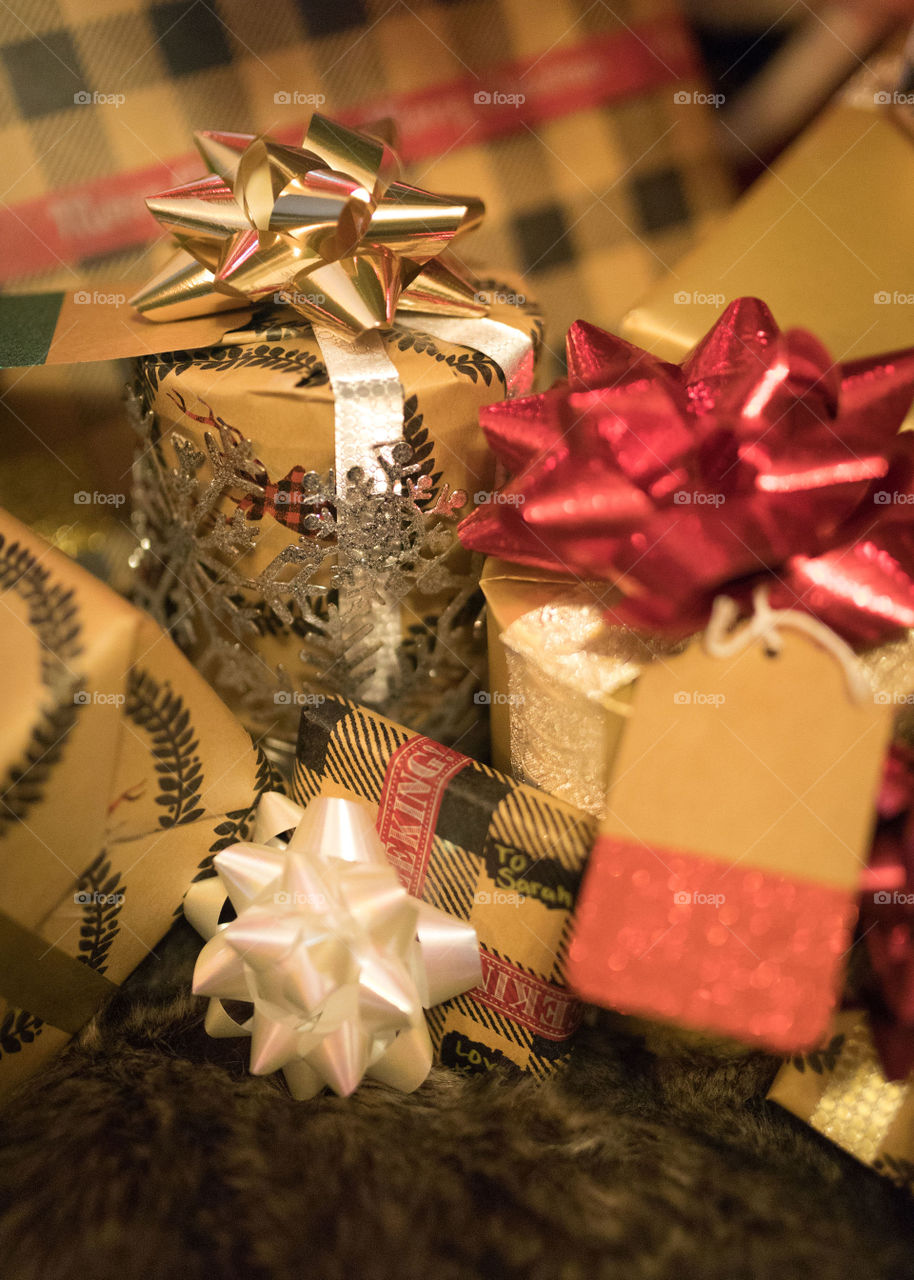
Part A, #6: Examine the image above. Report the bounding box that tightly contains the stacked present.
[4,7,914,1207]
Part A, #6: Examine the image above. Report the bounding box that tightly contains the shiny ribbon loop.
[131,114,487,337]
[459,298,914,647]
[184,791,481,1098]
[406,315,536,396]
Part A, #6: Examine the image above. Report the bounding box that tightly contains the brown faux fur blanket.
[2,920,914,1280]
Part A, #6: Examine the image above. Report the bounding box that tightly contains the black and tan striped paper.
[293,697,596,1078]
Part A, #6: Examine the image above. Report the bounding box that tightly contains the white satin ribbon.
[313,325,406,702]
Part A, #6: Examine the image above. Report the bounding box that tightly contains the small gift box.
[0,1,730,363]
[460,298,914,1053]
[122,115,542,748]
[0,509,269,1097]
[469,302,914,819]
[622,54,914,363]
[292,696,596,1077]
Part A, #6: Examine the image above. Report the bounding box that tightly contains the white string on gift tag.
[704,586,871,703]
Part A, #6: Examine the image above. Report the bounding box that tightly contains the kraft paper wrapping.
[621,68,914,363]
[769,1011,914,1193]
[292,696,596,1078]
[131,294,542,749]
[0,510,270,1097]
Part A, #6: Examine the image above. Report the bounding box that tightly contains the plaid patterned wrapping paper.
[293,697,597,1078]
[0,0,732,367]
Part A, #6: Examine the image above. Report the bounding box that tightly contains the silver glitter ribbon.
[314,315,535,703]
[184,791,482,1098]
[313,325,406,702]
[807,1019,908,1164]
[406,315,536,395]
[501,588,683,819]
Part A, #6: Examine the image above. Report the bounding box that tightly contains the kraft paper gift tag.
[566,625,893,1052]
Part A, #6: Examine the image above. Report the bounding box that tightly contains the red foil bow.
[459,298,914,644]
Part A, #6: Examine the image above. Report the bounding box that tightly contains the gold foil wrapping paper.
[0,509,266,1097]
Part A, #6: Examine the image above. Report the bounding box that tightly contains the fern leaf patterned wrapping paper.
[0,509,270,1097]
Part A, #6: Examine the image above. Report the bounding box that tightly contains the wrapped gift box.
[622,59,914,362]
[293,695,596,1077]
[482,554,914,820]
[0,0,732,365]
[769,1011,914,1193]
[0,509,270,1097]
[129,292,542,747]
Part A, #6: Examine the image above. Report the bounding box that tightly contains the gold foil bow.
[183,791,482,1098]
[131,114,487,336]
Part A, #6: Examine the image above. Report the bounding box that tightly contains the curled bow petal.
[459,298,914,645]
[184,791,481,1098]
[131,114,486,336]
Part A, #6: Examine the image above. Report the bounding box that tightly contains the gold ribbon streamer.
[184,791,482,1098]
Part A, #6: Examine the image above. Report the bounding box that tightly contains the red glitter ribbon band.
[567,834,858,1052]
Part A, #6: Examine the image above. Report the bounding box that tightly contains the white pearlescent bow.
[184,791,482,1098]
